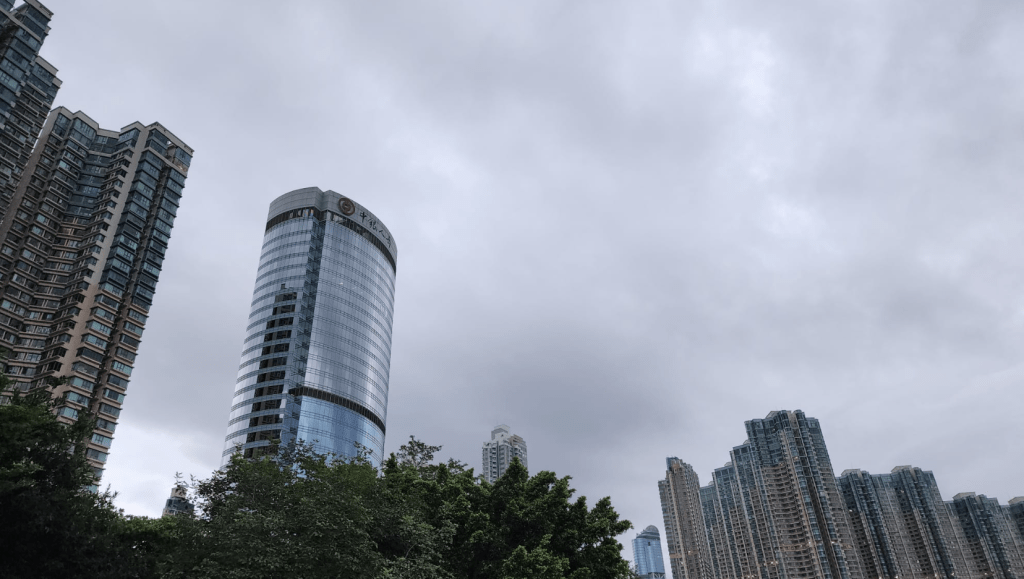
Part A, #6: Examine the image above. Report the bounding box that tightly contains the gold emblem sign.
[338,197,356,215]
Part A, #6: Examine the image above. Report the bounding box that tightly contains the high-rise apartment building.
[1009,498,1024,543]
[660,410,863,579]
[948,492,1024,579]
[0,0,60,221]
[0,105,190,478]
[659,458,712,579]
[661,412,1024,579]
[481,424,527,483]
[0,0,192,484]
[161,484,193,517]
[632,525,666,579]
[838,466,967,579]
[222,187,397,466]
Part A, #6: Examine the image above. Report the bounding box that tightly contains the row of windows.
[307,337,390,384]
[263,207,396,274]
[300,366,387,416]
[290,385,386,435]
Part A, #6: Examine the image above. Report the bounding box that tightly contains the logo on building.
[338,197,356,215]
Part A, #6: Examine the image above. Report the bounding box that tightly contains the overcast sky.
[37,0,1024,566]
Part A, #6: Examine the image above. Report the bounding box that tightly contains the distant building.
[660,410,862,579]
[948,492,1024,579]
[659,458,711,579]
[161,485,193,517]
[1009,497,1024,543]
[481,424,527,483]
[661,410,1024,579]
[838,466,967,579]
[632,525,666,579]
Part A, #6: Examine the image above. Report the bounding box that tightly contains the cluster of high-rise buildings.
[657,410,1024,579]
[0,1,409,485]
[0,0,191,483]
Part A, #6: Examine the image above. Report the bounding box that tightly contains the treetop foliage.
[0,378,633,578]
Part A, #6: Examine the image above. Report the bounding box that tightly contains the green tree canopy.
[0,383,161,578]
[1,394,634,579]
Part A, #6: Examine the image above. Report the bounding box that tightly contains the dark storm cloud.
[37,0,1024,565]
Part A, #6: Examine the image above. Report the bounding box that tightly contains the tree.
[0,382,160,578]
[381,439,634,579]
[160,444,381,579]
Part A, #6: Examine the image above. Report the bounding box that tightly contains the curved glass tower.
[223,187,397,466]
[631,525,666,579]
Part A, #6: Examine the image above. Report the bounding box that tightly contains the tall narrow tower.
[631,525,667,579]
[222,187,397,466]
[0,106,191,480]
[0,0,61,221]
[659,458,712,579]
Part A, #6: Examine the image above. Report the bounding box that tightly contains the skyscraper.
[0,104,191,479]
[948,492,1024,579]
[0,0,60,221]
[659,458,712,579]
[1009,498,1024,543]
[632,525,666,579]
[222,187,397,466]
[838,466,967,579]
[481,424,527,483]
[662,412,1024,579]
[161,484,193,518]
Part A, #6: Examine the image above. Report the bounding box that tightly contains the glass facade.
[223,187,397,466]
[632,525,666,579]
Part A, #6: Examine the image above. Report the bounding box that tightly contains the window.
[123,321,143,335]
[71,361,99,377]
[86,320,113,336]
[95,294,119,309]
[83,334,108,349]
[76,347,104,363]
[103,388,125,404]
[259,357,287,369]
[262,343,290,355]
[98,403,120,418]
[86,448,108,463]
[91,433,113,447]
[127,309,147,323]
[69,376,95,392]
[95,417,116,432]
[111,361,132,375]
